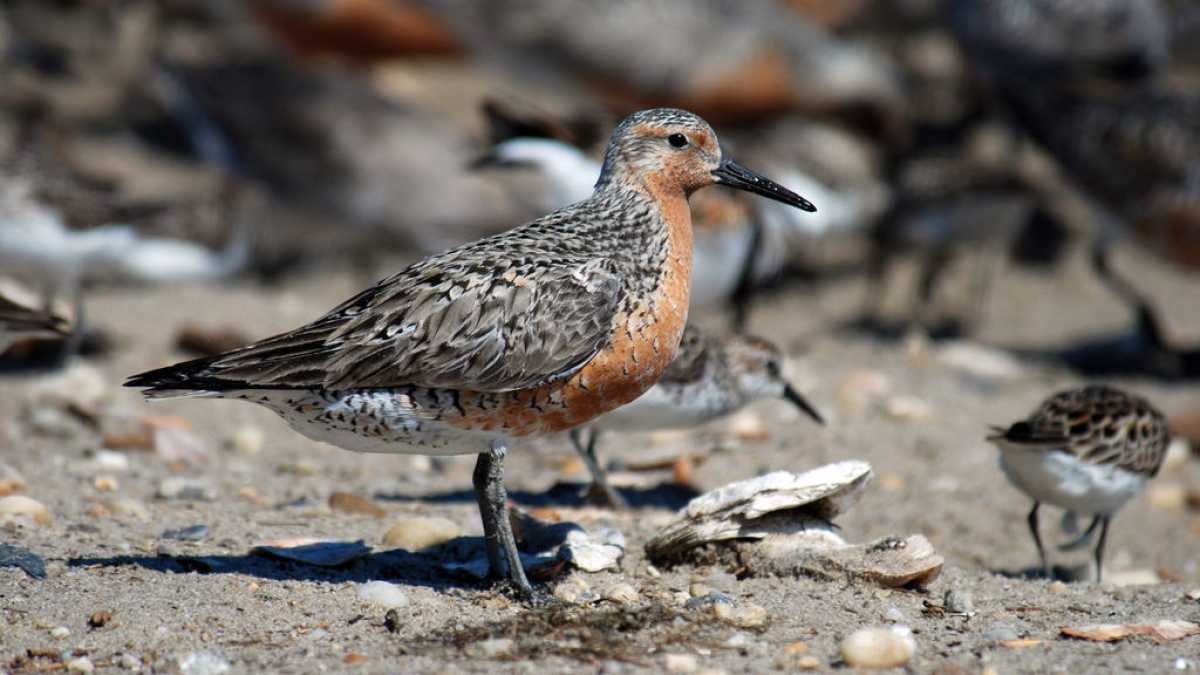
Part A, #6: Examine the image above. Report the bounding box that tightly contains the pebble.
[0,495,52,527]
[687,591,734,610]
[796,656,821,670]
[0,543,46,578]
[1047,580,1068,594]
[117,654,141,670]
[357,581,409,609]
[51,626,71,639]
[602,582,639,605]
[382,516,461,550]
[156,477,217,502]
[840,626,915,669]
[664,653,699,673]
[178,651,232,675]
[689,582,713,598]
[473,638,515,658]
[66,657,95,673]
[1147,483,1188,511]
[944,589,974,614]
[982,623,1019,642]
[883,606,905,622]
[328,492,386,518]
[94,476,119,492]
[227,426,265,455]
[730,604,767,628]
[162,525,210,542]
[722,632,754,649]
[94,450,131,472]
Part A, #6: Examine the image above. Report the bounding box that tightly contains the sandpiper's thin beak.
[712,160,816,212]
[783,383,824,425]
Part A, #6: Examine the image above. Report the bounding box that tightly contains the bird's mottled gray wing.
[201,246,623,392]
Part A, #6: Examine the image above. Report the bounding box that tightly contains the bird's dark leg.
[570,427,625,508]
[472,443,532,596]
[1058,515,1102,552]
[1027,502,1051,579]
[1093,516,1112,583]
[730,216,765,332]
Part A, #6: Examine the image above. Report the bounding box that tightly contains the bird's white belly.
[236,389,503,456]
[999,448,1145,515]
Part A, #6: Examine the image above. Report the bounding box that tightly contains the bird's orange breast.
[450,187,694,436]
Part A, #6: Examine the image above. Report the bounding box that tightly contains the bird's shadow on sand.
[377,480,700,511]
[991,564,1093,583]
[67,540,507,593]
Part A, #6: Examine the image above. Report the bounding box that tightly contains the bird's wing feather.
[158,228,624,393]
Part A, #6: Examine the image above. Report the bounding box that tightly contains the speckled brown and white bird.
[125,108,815,597]
[987,385,1168,581]
[569,324,824,507]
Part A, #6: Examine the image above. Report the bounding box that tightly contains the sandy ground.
[2,242,1199,674]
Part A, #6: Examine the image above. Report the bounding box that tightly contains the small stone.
[384,609,402,633]
[474,638,515,658]
[178,651,231,675]
[710,602,735,622]
[0,463,25,496]
[645,564,661,578]
[94,476,119,492]
[726,410,769,441]
[603,582,639,605]
[0,495,52,527]
[329,492,386,518]
[1185,589,1200,601]
[67,657,95,673]
[85,502,111,519]
[382,516,461,549]
[156,477,216,501]
[228,426,265,455]
[982,623,1019,642]
[689,582,713,598]
[88,610,113,628]
[51,626,71,638]
[342,653,368,665]
[162,524,210,542]
[722,632,754,649]
[944,589,974,614]
[117,654,141,670]
[840,626,915,669]
[1047,581,1068,594]
[884,606,905,622]
[731,604,767,628]
[357,581,409,609]
[796,656,820,670]
[664,653,699,673]
[94,451,131,472]
[0,542,46,578]
[783,641,809,655]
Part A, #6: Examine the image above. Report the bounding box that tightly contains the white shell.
[646,461,872,561]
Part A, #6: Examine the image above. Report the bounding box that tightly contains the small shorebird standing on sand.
[126,108,815,597]
[569,324,824,507]
[987,385,1168,581]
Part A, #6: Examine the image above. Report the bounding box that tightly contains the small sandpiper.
[126,108,815,597]
[0,278,72,354]
[570,324,824,507]
[987,385,1168,581]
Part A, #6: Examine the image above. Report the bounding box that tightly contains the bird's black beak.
[712,160,816,212]
[783,383,825,425]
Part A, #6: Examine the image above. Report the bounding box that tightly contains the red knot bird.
[987,385,1168,582]
[569,324,824,507]
[125,108,815,597]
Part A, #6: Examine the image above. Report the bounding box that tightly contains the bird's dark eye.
[668,133,688,148]
[766,361,781,377]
